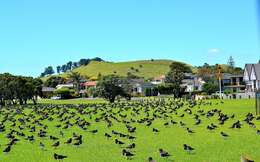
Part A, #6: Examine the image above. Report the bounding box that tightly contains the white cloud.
[208,48,220,53]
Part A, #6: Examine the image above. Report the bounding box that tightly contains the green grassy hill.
[56,59,196,80]
[73,60,171,79]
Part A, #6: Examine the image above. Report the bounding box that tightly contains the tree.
[197,66,213,82]
[31,78,43,104]
[202,83,218,95]
[72,62,78,69]
[127,72,140,79]
[66,61,73,71]
[227,56,235,74]
[61,65,67,73]
[56,66,61,74]
[68,72,82,93]
[44,76,66,88]
[165,62,192,97]
[78,59,90,66]
[92,57,104,62]
[227,56,235,69]
[96,75,131,102]
[44,66,55,76]
[0,73,43,105]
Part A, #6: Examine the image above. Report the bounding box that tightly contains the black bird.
[3,145,11,153]
[241,155,254,162]
[89,129,98,134]
[220,131,229,138]
[183,144,195,153]
[152,128,160,133]
[54,153,67,160]
[148,157,156,162]
[50,135,59,140]
[159,148,171,158]
[122,149,134,159]
[187,128,195,134]
[115,139,125,145]
[256,130,260,135]
[65,138,72,144]
[52,141,60,148]
[105,133,112,139]
[73,139,82,147]
[126,143,135,149]
[74,135,82,141]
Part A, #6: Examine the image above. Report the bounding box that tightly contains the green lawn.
[37,98,107,104]
[0,99,259,162]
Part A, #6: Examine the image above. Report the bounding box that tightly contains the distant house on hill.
[244,63,260,92]
[151,75,166,85]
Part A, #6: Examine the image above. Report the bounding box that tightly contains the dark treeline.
[0,73,43,105]
[40,57,104,77]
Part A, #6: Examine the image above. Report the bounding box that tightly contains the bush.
[224,89,233,95]
[202,83,218,95]
[155,83,180,96]
[54,88,75,99]
[87,87,98,98]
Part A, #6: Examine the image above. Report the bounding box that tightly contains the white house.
[151,75,166,85]
[243,63,260,92]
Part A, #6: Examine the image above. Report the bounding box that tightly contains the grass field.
[37,98,107,104]
[0,99,259,162]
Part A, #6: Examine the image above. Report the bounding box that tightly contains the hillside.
[50,59,195,80]
[69,60,172,79]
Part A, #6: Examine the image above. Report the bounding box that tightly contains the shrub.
[54,88,75,99]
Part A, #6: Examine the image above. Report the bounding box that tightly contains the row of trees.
[40,57,104,77]
[0,73,43,105]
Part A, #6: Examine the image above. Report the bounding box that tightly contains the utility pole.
[217,65,222,99]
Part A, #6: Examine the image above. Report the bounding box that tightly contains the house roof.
[221,73,243,80]
[42,87,56,92]
[83,81,97,87]
[245,64,253,74]
[243,63,260,81]
[252,64,260,80]
[153,75,165,80]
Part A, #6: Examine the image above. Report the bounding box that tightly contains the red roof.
[83,81,97,87]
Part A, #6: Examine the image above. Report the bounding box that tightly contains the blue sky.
[0,0,259,77]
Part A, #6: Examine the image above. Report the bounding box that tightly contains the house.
[42,87,56,98]
[151,75,166,85]
[79,81,98,97]
[244,63,260,92]
[181,73,205,92]
[82,81,97,89]
[221,73,245,93]
[132,82,155,96]
[130,79,155,96]
[56,83,74,89]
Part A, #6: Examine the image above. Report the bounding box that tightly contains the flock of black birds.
[0,98,259,161]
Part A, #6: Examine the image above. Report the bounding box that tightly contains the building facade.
[244,63,260,92]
